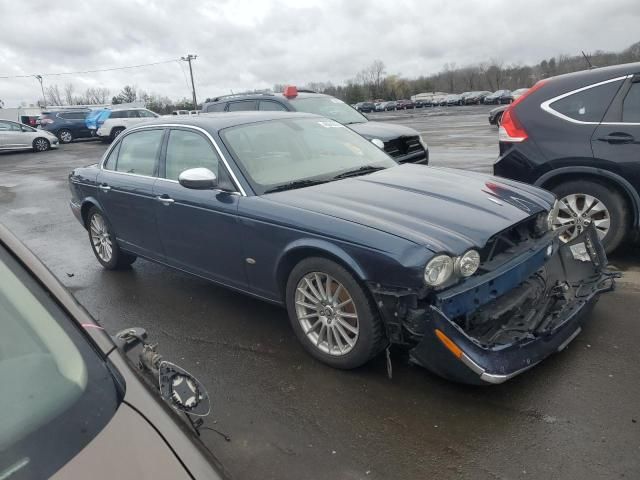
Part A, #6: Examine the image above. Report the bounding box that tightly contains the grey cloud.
[0,0,639,107]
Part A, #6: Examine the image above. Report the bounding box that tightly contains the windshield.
[221,117,396,194]
[0,245,120,479]
[291,96,367,125]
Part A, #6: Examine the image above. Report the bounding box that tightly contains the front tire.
[32,138,50,152]
[550,180,629,253]
[285,257,385,369]
[86,207,137,269]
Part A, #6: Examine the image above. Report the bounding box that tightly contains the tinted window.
[622,82,640,123]
[0,246,119,479]
[115,129,163,176]
[206,103,226,113]
[110,111,125,119]
[550,80,623,122]
[165,129,220,180]
[138,110,157,118]
[259,101,287,111]
[59,112,88,120]
[227,101,257,111]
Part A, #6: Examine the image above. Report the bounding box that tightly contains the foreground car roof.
[137,111,319,132]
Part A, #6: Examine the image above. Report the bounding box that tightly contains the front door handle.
[597,132,635,144]
[98,183,111,192]
[156,195,175,205]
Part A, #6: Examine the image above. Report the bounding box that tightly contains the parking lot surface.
[1,107,639,480]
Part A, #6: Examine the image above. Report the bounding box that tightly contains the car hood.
[264,165,554,254]
[51,404,191,480]
[348,121,420,141]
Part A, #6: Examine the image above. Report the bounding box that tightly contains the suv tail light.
[498,79,549,143]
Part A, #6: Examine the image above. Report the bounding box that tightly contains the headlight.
[418,135,428,150]
[371,138,385,149]
[547,199,560,230]
[424,254,454,286]
[455,250,480,277]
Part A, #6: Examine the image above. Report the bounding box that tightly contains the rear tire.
[110,127,125,142]
[550,180,629,254]
[285,257,385,369]
[58,129,73,144]
[86,207,137,270]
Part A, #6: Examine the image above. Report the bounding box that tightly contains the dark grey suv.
[201,87,428,165]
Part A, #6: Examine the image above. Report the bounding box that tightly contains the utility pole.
[34,75,46,108]
[181,54,198,110]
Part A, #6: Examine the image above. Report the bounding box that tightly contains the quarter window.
[227,101,257,112]
[137,110,157,118]
[549,80,623,122]
[622,82,640,123]
[114,129,163,176]
[164,129,220,181]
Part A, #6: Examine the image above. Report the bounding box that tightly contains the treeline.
[284,41,640,103]
[37,83,194,114]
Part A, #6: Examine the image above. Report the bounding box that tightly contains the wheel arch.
[275,240,368,300]
[80,198,104,229]
[535,166,640,228]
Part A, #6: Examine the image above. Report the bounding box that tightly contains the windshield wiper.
[332,165,386,180]
[264,179,328,193]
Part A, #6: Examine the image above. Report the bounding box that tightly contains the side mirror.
[178,167,217,190]
[158,361,211,416]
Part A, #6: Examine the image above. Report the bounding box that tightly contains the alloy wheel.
[34,138,49,151]
[553,193,611,241]
[59,130,73,143]
[295,272,359,356]
[89,213,113,262]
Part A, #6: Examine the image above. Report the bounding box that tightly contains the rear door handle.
[597,133,635,144]
[156,195,175,205]
[98,183,111,192]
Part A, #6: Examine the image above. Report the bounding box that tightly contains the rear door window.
[115,129,163,176]
[227,101,257,112]
[549,79,623,122]
[59,112,88,120]
[622,82,640,123]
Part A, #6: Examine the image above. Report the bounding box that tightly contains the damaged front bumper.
[378,226,618,385]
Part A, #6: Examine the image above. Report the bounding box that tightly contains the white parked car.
[96,108,159,142]
[0,119,59,152]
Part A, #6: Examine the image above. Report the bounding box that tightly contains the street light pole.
[34,75,46,108]
[181,54,198,110]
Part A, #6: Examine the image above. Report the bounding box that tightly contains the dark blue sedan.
[69,112,616,384]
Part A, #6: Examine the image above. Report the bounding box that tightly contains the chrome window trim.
[99,123,247,196]
[540,75,635,125]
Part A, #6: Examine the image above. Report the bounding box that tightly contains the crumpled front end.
[375,225,618,385]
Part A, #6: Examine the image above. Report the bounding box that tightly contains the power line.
[0,58,180,79]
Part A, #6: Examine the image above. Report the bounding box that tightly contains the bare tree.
[64,83,75,105]
[46,85,64,106]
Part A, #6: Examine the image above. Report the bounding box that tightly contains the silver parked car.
[0,119,59,152]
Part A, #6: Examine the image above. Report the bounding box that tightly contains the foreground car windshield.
[0,245,119,479]
[292,97,368,125]
[221,117,397,194]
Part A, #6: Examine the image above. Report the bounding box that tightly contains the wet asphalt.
[1,105,639,480]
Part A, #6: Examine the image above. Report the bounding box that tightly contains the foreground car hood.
[348,121,419,141]
[266,165,554,254]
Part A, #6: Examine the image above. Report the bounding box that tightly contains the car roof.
[548,61,640,84]
[132,111,321,132]
[203,90,335,105]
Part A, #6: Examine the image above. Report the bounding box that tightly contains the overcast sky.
[0,0,639,107]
